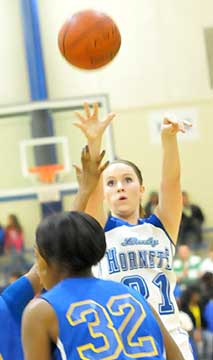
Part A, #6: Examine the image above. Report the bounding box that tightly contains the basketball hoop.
[29,164,64,183]
[29,164,64,203]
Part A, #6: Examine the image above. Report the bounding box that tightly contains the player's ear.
[140,185,145,195]
[39,254,48,270]
[34,246,48,272]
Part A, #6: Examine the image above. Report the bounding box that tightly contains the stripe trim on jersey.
[56,338,67,360]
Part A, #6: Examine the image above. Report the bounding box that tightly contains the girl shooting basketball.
[73,102,194,360]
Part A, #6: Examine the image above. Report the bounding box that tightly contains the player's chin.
[116,205,133,216]
[115,202,129,209]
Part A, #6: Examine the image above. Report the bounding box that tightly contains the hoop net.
[29,164,64,183]
[29,164,64,203]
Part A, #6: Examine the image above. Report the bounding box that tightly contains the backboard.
[0,94,116,202]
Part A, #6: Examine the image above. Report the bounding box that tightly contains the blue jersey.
[41,277,165,360]
[0,276,34,360]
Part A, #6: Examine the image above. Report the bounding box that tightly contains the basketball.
[58,10,121,70]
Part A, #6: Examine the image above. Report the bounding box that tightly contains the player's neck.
[49,268,93,288]
[62,269,93,279]
[112,211,139,225]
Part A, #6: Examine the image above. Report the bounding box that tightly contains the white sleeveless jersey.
[98,214,181,332]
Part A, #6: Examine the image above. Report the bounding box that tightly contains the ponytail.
[139,204,146,218]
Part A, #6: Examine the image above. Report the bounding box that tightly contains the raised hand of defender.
[73,102,116,141]
[161,114,192,137]
[73,145,108,192]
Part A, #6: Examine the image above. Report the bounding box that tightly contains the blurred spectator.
[179,286,204,359]
[0,222,5,255]
[179,281,213,360]
[175,286,198,360]
[200,272,213,306]
[202,286,213,360]
[144,191,159,217]
[5,214,24,254]
[200,246,213,275]
[203,298,213,333]
[173,245,201,289]
[178,191,205,248]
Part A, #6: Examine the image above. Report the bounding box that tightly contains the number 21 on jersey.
[122,273,175,315]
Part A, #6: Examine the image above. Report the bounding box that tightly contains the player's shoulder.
[23,297,55,326]
[24,297,50,313]
[22,297,58,347]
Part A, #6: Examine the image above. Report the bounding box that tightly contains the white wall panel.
[38,0,213,108]
[0,0,29,105]
[0,1,213,108]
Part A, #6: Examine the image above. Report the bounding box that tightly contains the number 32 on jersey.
[67,294,158,359]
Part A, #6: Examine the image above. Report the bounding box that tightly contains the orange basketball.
[58,10,121,70]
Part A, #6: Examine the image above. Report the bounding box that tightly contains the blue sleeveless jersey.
[41,277,165,360]
[0,276,34,360]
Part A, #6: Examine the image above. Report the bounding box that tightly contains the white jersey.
[99,214,180,332]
